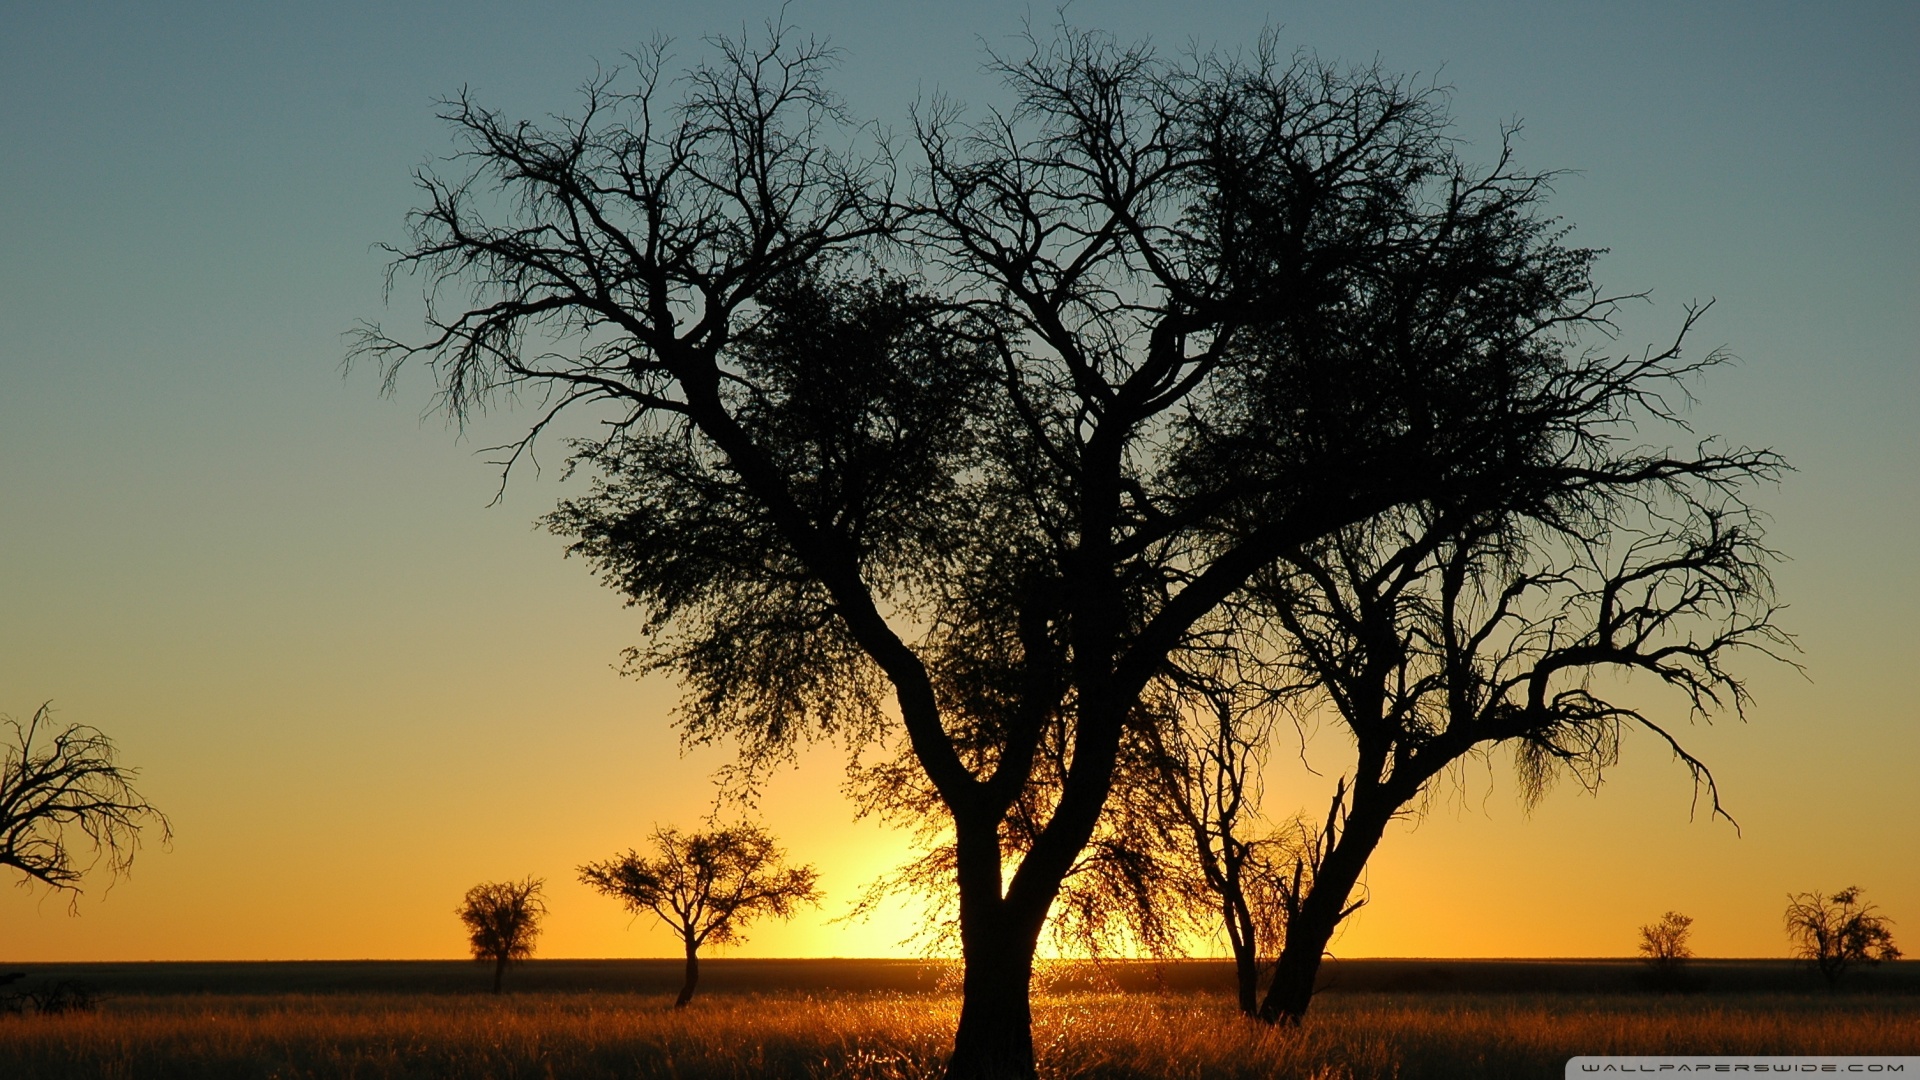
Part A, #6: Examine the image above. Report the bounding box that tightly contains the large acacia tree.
[359,26,1755,1078]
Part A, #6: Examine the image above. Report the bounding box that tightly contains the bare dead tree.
[579,823,820,1007]
[0,702,171,905]
[359,21,1777,1077]
[456,877,546,993]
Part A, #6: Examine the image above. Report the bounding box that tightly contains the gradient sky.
[2,1,1915,963]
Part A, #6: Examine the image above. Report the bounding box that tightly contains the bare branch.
[0,703,172,908]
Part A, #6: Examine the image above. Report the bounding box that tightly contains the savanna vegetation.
[1785,887,1903,989]
[0,960,1915,1080]
[2,11,1902,1080]
[1637,911,1696,990]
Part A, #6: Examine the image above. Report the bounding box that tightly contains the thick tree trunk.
[937,668,1129,1077]
[491,955,506,995]
[946,912,1041,1080]
[1259,897,1341,1023]
[675,941,700,1008]
[1257,803,1394,1025]
[942,784,1092,1080]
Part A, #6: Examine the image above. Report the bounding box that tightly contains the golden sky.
[2,1,1915,962]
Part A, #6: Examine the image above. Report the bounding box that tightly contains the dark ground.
[4,957,1915,998]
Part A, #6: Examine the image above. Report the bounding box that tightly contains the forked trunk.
[675,940,700,1008]
[942,799,1077,1080]
[946,920,1040,1080]
[938,684,1130,1077]
[1257,802,1394,1025]
[1260,904,1339,1024]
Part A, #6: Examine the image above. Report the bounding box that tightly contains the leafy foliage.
[548,274,1000,776]
[1639,911,1695,967]
[1639,911,1696,990]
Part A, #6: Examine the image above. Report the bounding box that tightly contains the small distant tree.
[1785,886,1901,989]
[1,702,171,905]
[456,877,547,993]
[1638,911,1695,988]
[579,824,820,1007]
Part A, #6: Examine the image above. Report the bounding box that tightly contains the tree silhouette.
[1120,671,1329,1017]
[1,702,171,905]
[456,877,546,993]
[1785,886,1901,989]
[358,22,1780,1076]
[1639,910,1695,989]
[855,670,1311,1017]
[1234,470,1785,1023]
[844,703,1215,970]
[579,823,819,1007]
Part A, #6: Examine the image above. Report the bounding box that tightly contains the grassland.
[1,960,1915,1079]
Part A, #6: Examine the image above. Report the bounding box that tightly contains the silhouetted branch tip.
[0,702,172,909]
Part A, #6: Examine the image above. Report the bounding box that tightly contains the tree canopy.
[361,23,1784,1077]
[456,877,547,994]
[580,823,820,1007]
[1786,886,1902,989]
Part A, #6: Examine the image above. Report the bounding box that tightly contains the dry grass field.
[0,960,1915,1079]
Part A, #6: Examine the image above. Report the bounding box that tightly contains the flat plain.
[1,959,1916,1079]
